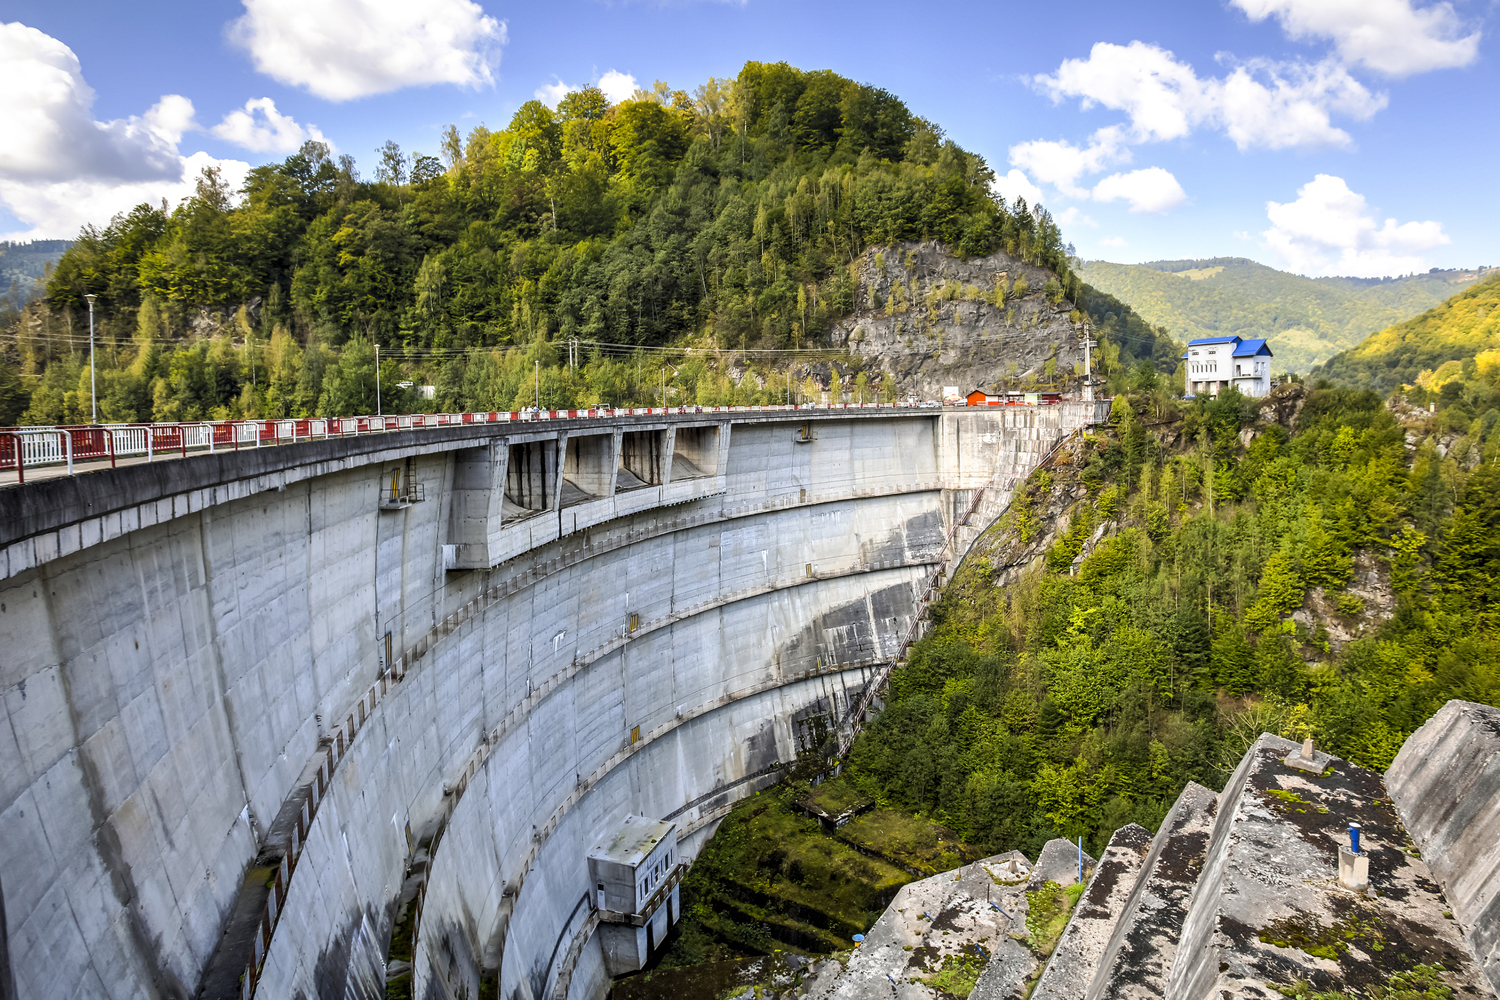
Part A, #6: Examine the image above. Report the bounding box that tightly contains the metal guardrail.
[0,399,1082,481]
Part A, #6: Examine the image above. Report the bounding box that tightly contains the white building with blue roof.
[1183,335,1274,398]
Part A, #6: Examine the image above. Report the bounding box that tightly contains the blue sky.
[0,0,1494,277]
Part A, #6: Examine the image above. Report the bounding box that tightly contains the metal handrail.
[1,400,1101,477]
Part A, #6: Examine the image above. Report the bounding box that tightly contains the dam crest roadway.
[0,401,1107,1000]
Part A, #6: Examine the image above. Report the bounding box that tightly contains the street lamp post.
[375,344,381,416]
[85,294,97,423]
[535,361,540,412]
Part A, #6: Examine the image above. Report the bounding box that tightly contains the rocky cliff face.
[833,241,1087,400]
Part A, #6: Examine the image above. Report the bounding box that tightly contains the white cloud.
[0,23,249,239]
[1037,42,1210,144]
[535,78,577,109]
[1034,41,1385,152]
[1009,127,1129,198]
[1054,206,1098,228]
[1,151,251,241]
[1099,236,1129,248]
[1092,167,1188,213]
[1261,173,1449,276]
[1232,0,1481,76]
[0,22,195,183]
[1216,57,1386,149]
[597,70,638,105]
[990,168,1044,207]
[211,97,331,153]
[228,0,506,102]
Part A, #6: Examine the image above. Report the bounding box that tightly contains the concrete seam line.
[0,472,940,587]
[254,559,928,988]
[412,662,879,967]
[398,562,930,942]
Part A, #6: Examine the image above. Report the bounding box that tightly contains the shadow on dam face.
[0,404,1107,1000]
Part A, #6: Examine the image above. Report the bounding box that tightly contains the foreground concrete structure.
[810,722,1497,1000]
[1387,700,1500,996]
[0,402,1103,1000]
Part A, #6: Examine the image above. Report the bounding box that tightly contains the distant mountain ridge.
[1312,271,1500,392]
[0,239,70,300]
[1079,256,1491,372]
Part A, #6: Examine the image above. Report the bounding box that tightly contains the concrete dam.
[0,402,1106,1000]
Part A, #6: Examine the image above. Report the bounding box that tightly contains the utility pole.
[535,361,540,412]
[375,344,381,416]
[660,367,666,408]
[85,294,97,423]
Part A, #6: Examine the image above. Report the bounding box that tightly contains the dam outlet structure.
[0,402,1106,1000]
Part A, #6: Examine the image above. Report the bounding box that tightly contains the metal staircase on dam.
[0,400,1121,1000]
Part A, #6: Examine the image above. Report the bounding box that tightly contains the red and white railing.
[0,399,1077,481]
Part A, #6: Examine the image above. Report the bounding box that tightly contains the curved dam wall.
[0,404,1102,1000]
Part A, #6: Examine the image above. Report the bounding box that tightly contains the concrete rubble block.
[807,852,1039,1000]
[1033,823,1153,1000]
[1164,733,1491,1000]
[1386,699,1500,997]
[1085,781,1218,1000]
[1283,735,1335,774]
[1028,837,1096,892]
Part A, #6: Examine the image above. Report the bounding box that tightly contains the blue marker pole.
[1078,836,1084,882]
[1349,824,1361,854]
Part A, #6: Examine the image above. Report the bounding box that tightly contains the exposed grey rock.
[1033,824,1153,1000]
[1387,700,1500,997]
[837,241,1086,401]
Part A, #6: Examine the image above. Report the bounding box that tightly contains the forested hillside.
[1080,257,1487,374]
[1313,272,1500,395]
[0,61,1171,428]
[841,377,1500,857]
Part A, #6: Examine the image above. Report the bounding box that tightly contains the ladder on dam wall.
[834,423,1093,758]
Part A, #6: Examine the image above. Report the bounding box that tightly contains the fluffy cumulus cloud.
[597,70,639,105]
[0,22,194,183]
[0,22,248,239]
[211,98,330,153]
[228,0,506,101]
[1232,0,1481,76]
[1034,41,1386,151]
[1054,206,1098,228]
[535,78,576,108]
[1008,127,1130,199]
[990,168,1044,207]
[1004,35,1394,214]
[1091,167,1188,213]
[1261,174,1449,276]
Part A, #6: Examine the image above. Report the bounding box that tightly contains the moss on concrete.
[837,809,972,875]
[917,952,986,997]
[1025,880,1087,957]
[659,785,932,969]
